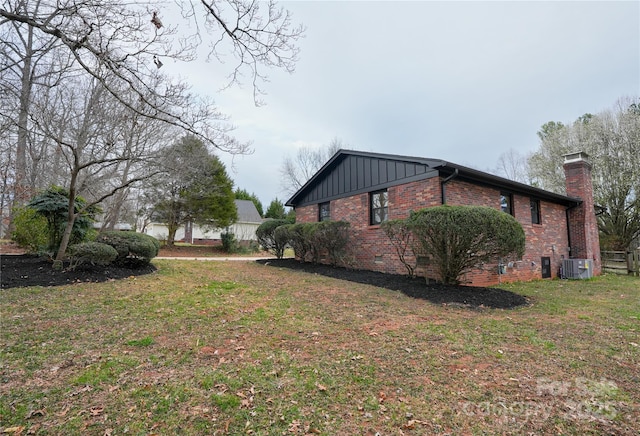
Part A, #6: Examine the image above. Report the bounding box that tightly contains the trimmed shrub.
[280,221,350,265]
[286,222,318,262]
[408,205,525,284]
[11,206,48,253]
[271,225,291,259]
[68,242,118,268]
[96,231,159,267]
[314,221,350,265]
[256,219,291,259]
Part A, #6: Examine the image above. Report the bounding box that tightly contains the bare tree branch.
[1,0,303,150]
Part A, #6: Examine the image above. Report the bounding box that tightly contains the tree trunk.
[6,26,35,238]
[55,210,76,268]
[55,162,81,263]
[166,224,177,246]
[14,25,34,205]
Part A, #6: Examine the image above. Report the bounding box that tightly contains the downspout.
[441,169,459,205]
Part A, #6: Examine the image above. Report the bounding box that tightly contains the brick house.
[285,150,601,286]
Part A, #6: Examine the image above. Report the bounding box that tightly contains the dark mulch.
[1,255,528,309]
[1,254,156,289]
[257,258,529,309]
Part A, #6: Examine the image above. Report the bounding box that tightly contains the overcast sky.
[173,0,639,209]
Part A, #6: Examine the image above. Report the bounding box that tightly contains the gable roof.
[285,149,581,208]
[234,199,263,223]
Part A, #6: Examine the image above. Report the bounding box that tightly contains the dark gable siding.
[295,155,436,206]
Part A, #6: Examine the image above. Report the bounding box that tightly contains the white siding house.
[144,200,263,244]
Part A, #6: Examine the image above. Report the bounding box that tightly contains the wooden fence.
[601,250,640,276]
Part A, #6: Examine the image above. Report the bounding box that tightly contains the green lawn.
[1,260,638,435]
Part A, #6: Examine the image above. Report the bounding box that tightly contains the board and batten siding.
[294,154,439,206]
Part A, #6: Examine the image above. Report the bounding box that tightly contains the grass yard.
[1,259,638,435]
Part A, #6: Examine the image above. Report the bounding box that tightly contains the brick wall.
[434,180,570,286]
[296,176,574,286]
[295,205,317,223]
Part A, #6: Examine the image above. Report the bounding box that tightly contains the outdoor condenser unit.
[562,259,593,279]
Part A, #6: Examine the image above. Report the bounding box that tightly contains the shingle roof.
[234,199,263,223]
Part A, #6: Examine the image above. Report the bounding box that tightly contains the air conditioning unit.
[562,259,593,279]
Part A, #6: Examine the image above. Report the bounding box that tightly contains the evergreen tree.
[147,136,237,245]
[265,198,286,219]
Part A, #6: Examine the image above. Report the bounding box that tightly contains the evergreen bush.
[26,186,99,254]
[68,242,118,268]
[256,219,291,258]
[11,206,48,253]
[96,231,159,267]
[221,231,238,253]
[313,221,350,265]
[286,222,317,262]
[408,205,525,284]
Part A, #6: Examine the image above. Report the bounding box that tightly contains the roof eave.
[286,150,581,208]
[437,162,581,207]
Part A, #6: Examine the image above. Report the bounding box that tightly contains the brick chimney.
[563,152,601,275]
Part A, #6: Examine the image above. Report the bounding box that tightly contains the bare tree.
[30,75,168,262]
[1,0,303,243]
[528,97,640,250]
[0,0,303,151]
[0,3,74,235]
[0,114,14,237]
[98,108,173,232]
[494,148,531,183]
[279,137,347,196]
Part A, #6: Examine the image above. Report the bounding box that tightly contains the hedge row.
[257,220,350,266]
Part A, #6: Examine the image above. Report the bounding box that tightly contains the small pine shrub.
[221,232,238,253]
[27,186,99,253]
[68,242,118,268]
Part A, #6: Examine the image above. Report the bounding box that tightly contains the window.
[500,191,513,215]
[319,202,331,221]
[370,190,388,225]
[530,198,541,224]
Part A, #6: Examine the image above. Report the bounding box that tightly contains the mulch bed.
[1,255,156,289]
[2,254,529,309]
[257,258,529,309]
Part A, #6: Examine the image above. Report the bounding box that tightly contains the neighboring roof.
[286,149,581,208]
[234,199,263,223]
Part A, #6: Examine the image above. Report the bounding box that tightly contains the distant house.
[92,222,132,231]
[144,199,264,244]
[286,150,601,286]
